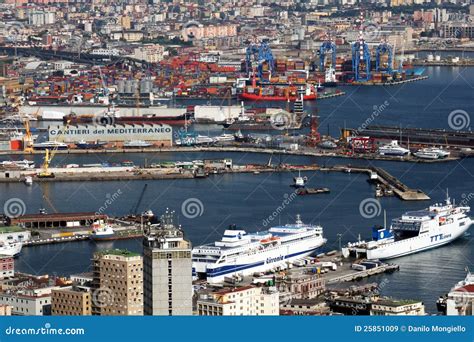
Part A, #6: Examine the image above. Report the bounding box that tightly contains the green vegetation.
[96,249,140,257]
[0,226,25,234]
[142,36,192,46]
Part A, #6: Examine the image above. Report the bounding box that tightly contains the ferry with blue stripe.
[342,194,472,260]
[192,215,326,284]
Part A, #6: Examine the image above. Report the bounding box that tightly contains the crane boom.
[39,121,70,178]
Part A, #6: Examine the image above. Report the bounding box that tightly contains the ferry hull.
[90,234,116,241]
[195,237,326,284]
[367,219,472,260]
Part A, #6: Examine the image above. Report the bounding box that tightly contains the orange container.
[10,140,23,151]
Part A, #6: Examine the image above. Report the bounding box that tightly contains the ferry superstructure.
[343,195,472,260]
[192,215,326,284]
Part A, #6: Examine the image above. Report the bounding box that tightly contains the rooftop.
[375,298,422,307]
[95,249,140,258]
[0,226,25,234]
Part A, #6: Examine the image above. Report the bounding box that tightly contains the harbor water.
[1,66,473,313]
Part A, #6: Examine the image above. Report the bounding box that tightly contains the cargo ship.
[342,194,472,260]
[192,215,326,284]
[240,84,317,102]
[63,112,192,126]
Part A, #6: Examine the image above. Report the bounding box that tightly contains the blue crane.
[319,41,336,72]
[351,40,371,82]
[245,40,274,80]
[375,42,393,73]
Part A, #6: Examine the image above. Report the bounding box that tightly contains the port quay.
[1,0,474,340]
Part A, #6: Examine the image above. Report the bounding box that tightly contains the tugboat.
[291,171,308,188]
[89,221,115,241]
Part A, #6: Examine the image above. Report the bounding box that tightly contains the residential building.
[370,299,426,316]
[91,249,143,316]
[446,273,474,316]
[133,44,165,63]
[143,211,192,316]
[0,287,55,316]
[0,256,14,279]
[277,273,325,301]
[51,286,91,316]
[197,285,279,316]
[0,304,12,316]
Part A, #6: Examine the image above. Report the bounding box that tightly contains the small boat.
[123,140,153,148]
[24,176,33,186]
[33,141,68,150]
[0,242,23,257]
[213,134,235,143]
[414,147,450,160]
[291,171,308,188]
[75,140,108,149]
[0,160,35,169]
[368,171,378,183]
[378,141,410,156]
[89,221,115,241]
[318,140,338,149]
[195,135,214,145]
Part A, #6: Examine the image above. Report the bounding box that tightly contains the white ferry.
[342,195,472,260]
[378,140,410,156]
[192,215,326,284]
[0,242,23,257]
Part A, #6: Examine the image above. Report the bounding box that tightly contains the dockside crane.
[38,121,70,178]
[131,183,148,216]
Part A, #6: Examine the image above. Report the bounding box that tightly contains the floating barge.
[296,187,330,195]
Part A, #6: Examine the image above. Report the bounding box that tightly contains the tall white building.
[197,286,280,316]
[446,272,474,316]
[143,211,192,316]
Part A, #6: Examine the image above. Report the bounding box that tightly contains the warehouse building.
[48,123,173,147]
